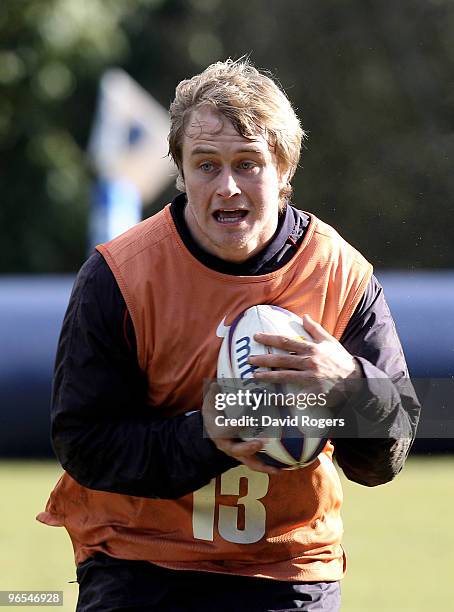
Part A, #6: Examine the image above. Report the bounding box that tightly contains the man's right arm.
[51,252,238,500]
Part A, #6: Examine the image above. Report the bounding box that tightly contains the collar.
[169,193,308,275]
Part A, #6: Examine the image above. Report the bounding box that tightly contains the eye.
[238,159,257,171]
[199,161,215,173]
[239,160,256,170]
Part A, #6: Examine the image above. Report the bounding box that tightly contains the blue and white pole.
[89,177,141,251]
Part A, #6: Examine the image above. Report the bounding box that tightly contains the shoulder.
[312,214,364,253]
[303,213,372,276]
[69,252,127,341]
[75,251,122,302]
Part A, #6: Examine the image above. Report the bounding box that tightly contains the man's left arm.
[333,275,420,486]
[249,276,420,486]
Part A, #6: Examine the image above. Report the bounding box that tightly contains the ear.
[278,167,291,191]
[176,169,185,192]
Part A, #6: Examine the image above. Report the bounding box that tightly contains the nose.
[216,169,241,198]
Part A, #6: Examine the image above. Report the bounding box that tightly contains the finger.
[226,439,281,474]
[253,333,314,354]
[253,369,319,383]
[215,438,280,474]
[240,456,281,475]
[216,438,264,457]
[249,353,313,370]
[302,314,332,342]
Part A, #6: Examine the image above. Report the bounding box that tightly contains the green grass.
[0,457,452,611]
[340,456,454,611]
[0,462,78,611]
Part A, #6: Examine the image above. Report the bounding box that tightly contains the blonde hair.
[168,58,305,199]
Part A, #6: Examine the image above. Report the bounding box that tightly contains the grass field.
[0,457,452,611]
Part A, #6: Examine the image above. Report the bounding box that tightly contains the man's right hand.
[202,383,280,475]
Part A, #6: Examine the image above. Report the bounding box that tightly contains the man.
[38,59,420,611]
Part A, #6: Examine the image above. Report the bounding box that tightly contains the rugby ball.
[216,305,327,469]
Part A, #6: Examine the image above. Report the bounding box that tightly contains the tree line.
[1,0,452,272]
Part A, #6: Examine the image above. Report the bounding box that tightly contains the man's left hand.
[249,313,361,395]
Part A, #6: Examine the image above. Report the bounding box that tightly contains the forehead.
[182,106,270,155]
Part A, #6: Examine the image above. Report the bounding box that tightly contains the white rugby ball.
[216,305,327,469]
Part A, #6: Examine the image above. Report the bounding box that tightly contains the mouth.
[213,209,249,224]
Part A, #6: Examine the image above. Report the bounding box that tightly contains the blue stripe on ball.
[259,454,291,469]
[281,436,305,460]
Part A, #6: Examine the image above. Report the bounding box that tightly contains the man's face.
[181,106,289,263]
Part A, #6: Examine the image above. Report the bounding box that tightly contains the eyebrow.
[190,147,217,156]
[190,146,266,157]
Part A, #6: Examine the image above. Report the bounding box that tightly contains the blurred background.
[1,0,453,610]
